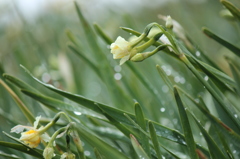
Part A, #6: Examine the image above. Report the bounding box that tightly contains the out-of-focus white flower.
[166,15,173,29]
[159,34,173,52]
[11,116,50,148]
[43,146,55,159]
[110,36,133,65]
[158,14,185,40]
[61,152,76,159]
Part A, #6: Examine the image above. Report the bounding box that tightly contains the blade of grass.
[0,79,35,125]
[130,134,150,159]
[189,111,227,159]
[148,122,163,159]
[228,62,240,96]
[202,27,240,58]
[173,87,199,159]
[221,0,240,21]
[134,102,151,157]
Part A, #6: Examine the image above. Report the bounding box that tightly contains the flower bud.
[166,15,173,29]
[43,146,55,159]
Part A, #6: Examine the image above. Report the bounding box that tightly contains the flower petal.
[120,54,131,65]
[33,116,41,129]
[41,133,51,142]
[11,125,34,134]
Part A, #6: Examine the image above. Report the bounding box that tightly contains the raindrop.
[233,150,237,154]
[114,65,122,72]
[174,76,181,83]
[173,118,178,124]
[162,85,169,93]
[74,111,82,115]
[42,73,51,83]
[180,77,186,84]
[161,65,167,71]
[200,132,202,136]
[195,51,201,57]
[204,76,209,81]
[234,114,238,118]
[160,107,166,112]
[114,73,122,80]
[165,69,171,76]
[84,151,91,156]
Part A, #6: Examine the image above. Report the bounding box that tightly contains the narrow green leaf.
[75,124,129,159]
[94,148,103,159]
[177,86,240,146]
[161,146,182,159]
[148,122,163,159]
[202,27,240,57]
[0,141,42,158]
[221,0,240,21]
[130,134,150,159]
[189,112,227,159]
[93,23,113,45]
[156,64,173,91]
[173,87,198,159]
[180,55,240,131]
[134,103,151,157]
[228,62,240,96]
[68,45,101,78]
[0,151,21,159]
[0,79,35,125]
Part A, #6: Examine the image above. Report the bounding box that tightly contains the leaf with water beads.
[189,112,227,159]
[173,87,199,159]
[130,134,150,159]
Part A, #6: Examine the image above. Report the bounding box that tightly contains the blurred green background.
[0,0,240,158]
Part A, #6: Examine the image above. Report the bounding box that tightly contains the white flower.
[43,146,55,159]
[11,116,50,148]
[159,34,173,52]
[110,36,132,65]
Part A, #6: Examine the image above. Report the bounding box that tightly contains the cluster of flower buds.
[110,16,189,65]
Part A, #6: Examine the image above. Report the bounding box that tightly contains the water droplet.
[160,107,166,112]
[195,99,200,103]
[233,150,237,153]
[162,85,169,93]
[174,76,181,83]
[204,76,209,81]
[173,118,178,124]
[74,111,82,115]
[165,69,171,76]
[84,151,91,156]
[195,51,201,57]
[161,65,167,71]
[114,73,122,80]
[114,65,122,72]
[180,77,185,84]
[42,73,51,83]
[234,114,238,118]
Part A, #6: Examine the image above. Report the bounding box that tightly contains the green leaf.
[228,62,240,96]
[221,0,240,21]
[202,27,240,58]
[148,122,163,159]
[0,79,35,125]
[93,23,113,45]
[0,151,21,159]
[156,64,173,92]
[173,87,199,159]
[189,112,227,159]
[94,148,103,159]
[161,146,182,159]
[134,103,151,157]
[130,134,150,159]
